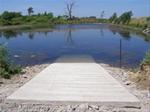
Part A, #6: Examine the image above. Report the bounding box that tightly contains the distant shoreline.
[0,24,53,31]
[0,23,149,37]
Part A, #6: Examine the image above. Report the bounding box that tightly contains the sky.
[0,0,150,18]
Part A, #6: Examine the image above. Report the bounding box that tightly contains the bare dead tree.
[65,0,76,20]
[100,11,105,19]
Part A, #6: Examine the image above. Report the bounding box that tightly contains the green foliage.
[109,13,117,23]
[129,17,150,30]
[0,11,55,26]
[142,51,150,65]
[146,17,150,28]
[109,12,149,31]
[11,17,23,25]
[0,11,22,25]
[119,11,133,24]
[0,44,7,65]
[0,10,108,27]
[1,11,22,21]
[0,44,22,79]
[46,12,54,19]
[0,10,148,31]
[28,7,34,16]
[109,11,133,25]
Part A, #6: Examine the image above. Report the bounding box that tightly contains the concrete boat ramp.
[7,55,140,107]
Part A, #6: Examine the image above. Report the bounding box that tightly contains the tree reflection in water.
[0,29,53,40]
[65,24,74,47]
[108,26,131,40]
[0,30,21,39]
[118,31,131,40]
[28,32,34,39]
[100,26,104,37]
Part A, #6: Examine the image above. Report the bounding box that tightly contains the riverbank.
[109,23,150,37]
[0,24,53,31]
[0,23,150,37]
[0,63,149,112]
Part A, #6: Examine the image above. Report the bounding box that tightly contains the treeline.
[109,11,133,24]
[0,10,149,30]
[109,11,150,29]
[0,11,54,27]
[0,7,108,28]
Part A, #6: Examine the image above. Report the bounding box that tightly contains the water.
[0,24,150,68]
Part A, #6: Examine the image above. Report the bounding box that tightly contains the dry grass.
[129,64,150,90]
[129,17,150,29]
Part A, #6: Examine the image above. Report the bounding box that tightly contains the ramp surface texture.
[7,55,140,106]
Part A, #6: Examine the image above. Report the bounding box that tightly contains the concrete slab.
[7,55,140,107]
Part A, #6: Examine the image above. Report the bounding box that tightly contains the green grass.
[0,11,109,30]
[142,50,150,65]
[0,44,22,79]
[129,17,150,30]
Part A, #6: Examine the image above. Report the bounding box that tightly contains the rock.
[89,105,99,110]
[75,104,88,112]
[14,55,19,58]
[22,74,28,78]
[0,81,3,84]
[123,106,141,109]
[143,28,150,34]
[66,105,73,112]
[72,105,78,111]
[30,55,36,58]
[124,81,132,85]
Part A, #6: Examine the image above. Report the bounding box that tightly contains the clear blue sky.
[0,0,149,18]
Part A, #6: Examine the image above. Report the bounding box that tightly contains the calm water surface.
[0,24,150,68]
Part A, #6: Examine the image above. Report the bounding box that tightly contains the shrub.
[1,19,12,25]
[34,16,49,23]
[0,44,22,79]
[142,50,150,65]
[1,11,22,21]
[11,17,23,25]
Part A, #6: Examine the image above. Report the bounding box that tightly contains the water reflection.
[108,25,150,41]
[108,25,131,40]
[0,24,150,68]
[144,36,150,42]
[0,32,2,38]
[0,25,149,42]
[119,39,122,68]
[118,32,131,40]
[0,30,22,39]
[28,32,34,39]
[65,25,74,46]
[100,26,104,37]
[0,29,53,39]
[44,31,48,37]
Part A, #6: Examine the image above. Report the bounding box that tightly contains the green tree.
[119,11,133,24]
[47,12,53,19]
[28,7,34,16]
[1,11,22,21]
[146,17,150,27]
[100,11,105,19]
[109,13,117,23]
[1,11,22,25]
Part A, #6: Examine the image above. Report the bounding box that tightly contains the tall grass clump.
[142,50,150,65]
[0,44,22,79]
